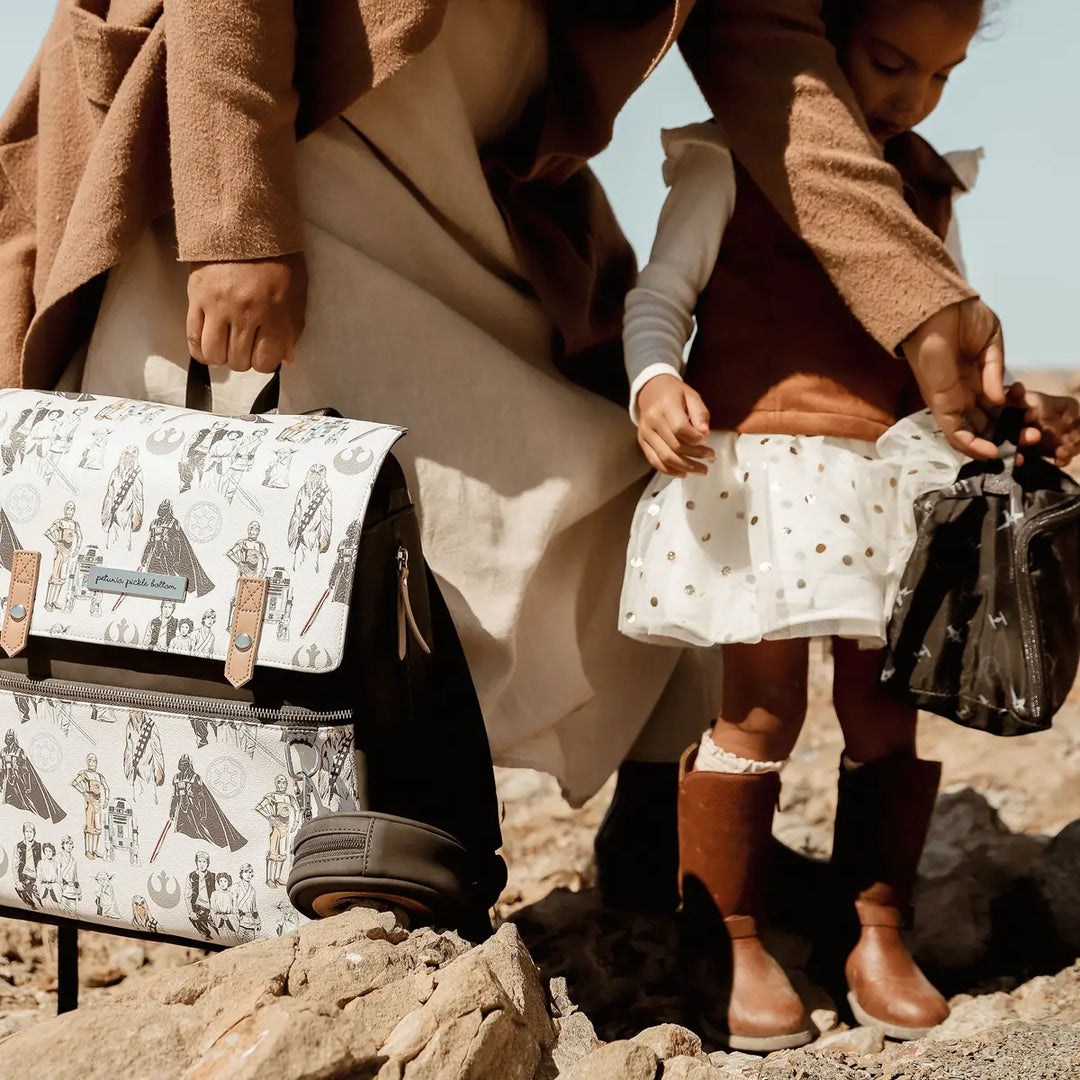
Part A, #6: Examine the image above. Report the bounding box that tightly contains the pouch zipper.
[1012,498,1080,718]
[0,670,352,726]
[396,545,431,660]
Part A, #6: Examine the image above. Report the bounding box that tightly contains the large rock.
[661,1056,726,1079]
[1033,819,1080,953]
[631,1023,704,1061]
[913,788,1048,972]
[551,1011,603,1073]
[561,1040,660,1080]
[379,922,550,1080]
[0,911,552,1080]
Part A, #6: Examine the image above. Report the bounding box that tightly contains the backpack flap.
[0,389,404,683]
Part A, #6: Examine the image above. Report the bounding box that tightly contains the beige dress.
[74,0,718,804]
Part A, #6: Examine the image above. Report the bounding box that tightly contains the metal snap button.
[234,632,253,651]
[9,604,27,621]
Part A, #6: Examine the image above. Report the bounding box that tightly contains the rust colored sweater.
[686,132,967,441]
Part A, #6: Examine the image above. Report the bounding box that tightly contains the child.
[621,0,1080,1051]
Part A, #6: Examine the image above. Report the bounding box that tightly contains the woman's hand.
[187,253,308,373]
[636,374,715,477]
[902,298,1014,459]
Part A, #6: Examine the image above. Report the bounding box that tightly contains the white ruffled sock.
[693,729,786,774]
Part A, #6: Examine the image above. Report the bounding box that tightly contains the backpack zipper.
[0,670,352,726]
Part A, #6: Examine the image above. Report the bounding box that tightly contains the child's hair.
[825,0,992,52]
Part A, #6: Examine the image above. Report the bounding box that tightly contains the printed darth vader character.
[169,754,247,852]
[0,730,67,823]
[328,518,363,604]
[141,499,215,596]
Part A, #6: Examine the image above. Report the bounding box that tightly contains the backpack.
[0,378,505,972]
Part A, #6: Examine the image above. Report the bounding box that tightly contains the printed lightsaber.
[223,478,262,515]
[111,563,144,612]
[44,459,77,495]
[299,588,331,638]
[150,813,174,863]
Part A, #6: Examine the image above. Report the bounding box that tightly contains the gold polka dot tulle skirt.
[619,410,964,648]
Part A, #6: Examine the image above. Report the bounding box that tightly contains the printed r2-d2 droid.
[73,545,105,616]
[103,797,140,865]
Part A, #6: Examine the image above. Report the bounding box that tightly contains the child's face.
[841,0,980,142]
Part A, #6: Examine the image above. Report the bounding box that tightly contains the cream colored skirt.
[620,412,965,648]
[72,13,717,803]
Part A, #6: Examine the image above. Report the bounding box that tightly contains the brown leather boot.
[678,745,813,1052]
[832,753,950,1040]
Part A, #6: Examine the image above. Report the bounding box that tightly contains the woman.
[1,0,1008,908]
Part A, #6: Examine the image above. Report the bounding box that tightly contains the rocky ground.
[1,643,1078,1077]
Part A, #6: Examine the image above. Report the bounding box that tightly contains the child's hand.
[1005,383,1080,466]
[187,253,308,373]
[636,374,715,477]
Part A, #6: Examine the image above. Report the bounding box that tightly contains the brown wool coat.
[0,0,975,394]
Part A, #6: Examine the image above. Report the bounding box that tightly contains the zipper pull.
[397,545,431,660]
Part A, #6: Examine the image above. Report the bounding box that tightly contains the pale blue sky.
[1,2,1074,369]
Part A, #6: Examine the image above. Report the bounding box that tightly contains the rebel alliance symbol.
[185,501,223,544]
[30,732,62,772]
[147,871,182,910]
[333,443,375,476]
[4,483,41,524]
[146,426,185,456]
[206,755,247,799]
[292,643,334,670]
[104,617,140,645]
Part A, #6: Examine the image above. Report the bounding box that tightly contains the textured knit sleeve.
[163,0,303,262]
[679,0,977,352]
[623,122,737,423]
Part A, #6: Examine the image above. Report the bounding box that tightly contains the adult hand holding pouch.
[881,409,1080,735]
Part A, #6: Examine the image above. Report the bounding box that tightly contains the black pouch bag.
[880,411,1080,735]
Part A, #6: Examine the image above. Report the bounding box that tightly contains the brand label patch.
[86,567,189,602]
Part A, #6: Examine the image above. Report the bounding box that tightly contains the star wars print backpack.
[881,410,1080,736]
[0,378,505,961]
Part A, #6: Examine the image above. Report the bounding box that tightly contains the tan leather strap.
[225,576,268,688]
[2,550,40,658]
[854,899,906,929]
[723,914,758,940]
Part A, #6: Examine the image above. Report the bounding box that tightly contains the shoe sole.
[696,1011,815,1053]
[848,991,937,1041]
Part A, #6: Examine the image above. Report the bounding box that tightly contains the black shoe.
[595,761,681,912]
